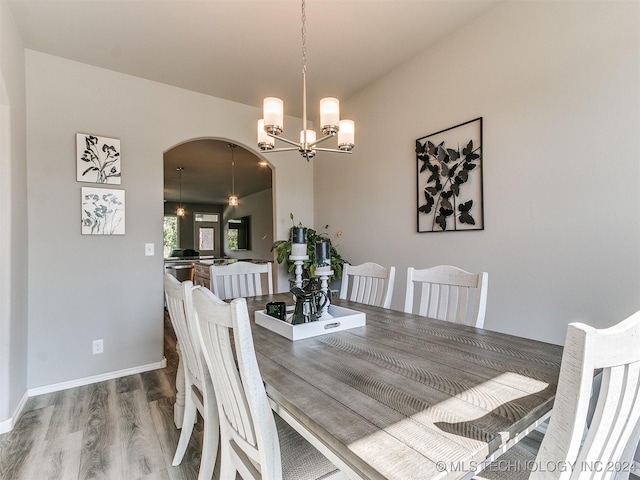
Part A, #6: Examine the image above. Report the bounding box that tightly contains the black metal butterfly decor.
[416,118,484,232]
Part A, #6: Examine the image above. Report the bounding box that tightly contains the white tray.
[255,305,366,341]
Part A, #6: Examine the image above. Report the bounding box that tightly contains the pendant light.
[176,167,185,217]
[228,144,238,206]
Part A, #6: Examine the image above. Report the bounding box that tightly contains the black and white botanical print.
[81,187,125,235]
[76,133,121,184]
[416,118,484,233]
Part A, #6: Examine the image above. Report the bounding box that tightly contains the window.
[228,228,239,250]
[163,215,178,258]
[228,216,250,250]
[195,213,219,222]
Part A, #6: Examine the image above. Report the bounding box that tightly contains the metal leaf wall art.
[416,118,484,233]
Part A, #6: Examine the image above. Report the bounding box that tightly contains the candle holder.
[316,269,333,318]
[289,254,309,289]
[314,239,332,317]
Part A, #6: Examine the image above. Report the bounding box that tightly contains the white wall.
[0,0,29,431]
[222,188,274,261]
[315,1,640,345]
[25,51,313,389]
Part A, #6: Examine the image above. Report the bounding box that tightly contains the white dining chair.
[474,309,640,480]
[339,262,396,308]
[404,265,488,328]
[209,261,273,300]
[163,274,219,480]
[191,287,347,480]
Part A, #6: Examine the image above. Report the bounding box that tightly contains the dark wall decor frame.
[416,117,484,233]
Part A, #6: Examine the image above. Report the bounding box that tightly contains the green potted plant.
[271,213,346,279]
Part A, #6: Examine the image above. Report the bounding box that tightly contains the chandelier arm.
[262,147,300,154]
[308,133,337,148]
[314,148,353,154]
[266,133,302,148]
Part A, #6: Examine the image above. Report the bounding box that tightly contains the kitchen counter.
[192,258,270,289]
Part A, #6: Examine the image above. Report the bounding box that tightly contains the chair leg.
[197,395,220,480]
[218,437,236,480]
[172,392,197,466]
[173,350,186,428]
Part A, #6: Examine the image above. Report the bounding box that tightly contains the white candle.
[291,226,307,257]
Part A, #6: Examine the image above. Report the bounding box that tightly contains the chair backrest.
[163,274,205,385]
[192,287,282,480]
[209,261,273,300]
[339,262,396,308]
[404,265,488,328]
[531,310,640,480]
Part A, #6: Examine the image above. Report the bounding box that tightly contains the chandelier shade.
[256,0,354,161]
[320,97,340,133]
[257,119,274,150]
[338,120,355,150]
[263,98,284,135]
[300,129,316,145]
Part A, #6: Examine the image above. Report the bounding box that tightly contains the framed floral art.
[81,187,125,235]
[76,133,121,184]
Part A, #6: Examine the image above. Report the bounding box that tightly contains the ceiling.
[8,0,501,204]
[164,140,272,205]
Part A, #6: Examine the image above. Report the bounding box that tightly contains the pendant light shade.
[176,167,185,217]
[228,144,238,206]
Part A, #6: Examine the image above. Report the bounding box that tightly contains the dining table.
[241,293,564,480]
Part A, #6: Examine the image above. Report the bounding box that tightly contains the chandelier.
[228,144,238,206]
[257,0,354,161]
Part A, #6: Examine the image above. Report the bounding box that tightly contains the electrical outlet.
[92,339,103,355]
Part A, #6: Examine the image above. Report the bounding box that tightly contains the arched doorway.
[163,139,273,261]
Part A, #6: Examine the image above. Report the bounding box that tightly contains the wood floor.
[0,313,208,480]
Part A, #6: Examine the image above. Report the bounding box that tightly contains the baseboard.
[0,390,29,434]
[27,357,167,397]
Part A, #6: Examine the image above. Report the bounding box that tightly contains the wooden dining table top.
[244,293,563,480]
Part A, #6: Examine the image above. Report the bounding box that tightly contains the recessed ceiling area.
[164,140,272,205]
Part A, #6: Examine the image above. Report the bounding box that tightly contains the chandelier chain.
[177,167,183,206]
[301,0,307,76]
